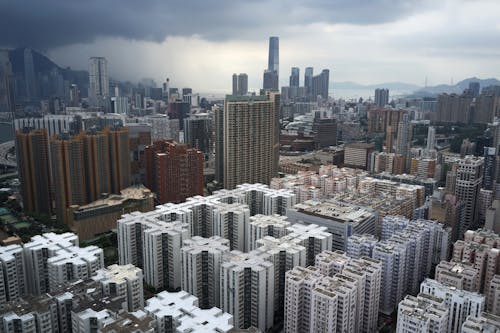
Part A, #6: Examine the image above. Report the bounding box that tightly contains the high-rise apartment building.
[311,69,329,100]
[454,155,484,236]
[420,278,485,333]
[222,94,279,189]
[427,126,436,150]
[92,264,144,312]
[248,214,291,251]
[181,236,230,309]
[396,113,412,167]
[232,73,248,96]
[437,92,473,124]
[89,57,109,107]
[0,245,26,306]
[184,114,212,155]
[396,293,449,333]
[145,140,203,204]
[374,88,389,107]
[16,128,52,215]
[220,251,274,332]
[0,49,14,114]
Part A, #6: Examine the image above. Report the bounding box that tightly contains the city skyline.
[1,1,499,92]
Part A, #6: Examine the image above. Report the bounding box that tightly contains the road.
[0,141,16,168]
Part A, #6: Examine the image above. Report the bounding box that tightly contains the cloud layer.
[1,0,430,49]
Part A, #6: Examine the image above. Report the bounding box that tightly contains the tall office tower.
[0,245,26,306]
[469,81,481,97]
[145,140,203,204]
[263,36,279,91]
[372,240,408,315]
[484,147,497,190]
[83,129,111,202]
[289,67,299,87]
[346,234,378,258]
[248,214,291,250]
[88,57,109,107]
[181,236,230,309]
[23,48,37,101]
[143,221,190,291]
[232,73,238,95]
[268,36,279,73]
[168,100,190,130]
[396,293,449,333]
[0,49,14,114]
[222,93,279,189]
[92,264,144,312]
[374,88,389,107]
[311,69,330,100]
[455,156,484,236]
[184,115,212,155]
[304,67,313,95]
[16,128,52,215]
[255,236,306,324]
[396,113,412,167]
[237,73,248,95]
[286,223,333,266]
[427,126,436,150]
[420,278,485,333]
[212,203,250,251]
[50,133,87,224]
[220,251,274,332]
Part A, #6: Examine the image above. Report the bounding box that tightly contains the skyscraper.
[107,126,131,193]
[454,156,484,237]
[304,67,313,96]
[231,73,248,96]
[0,49,14,114]
[427,126,436,151]
[88,57,109,107]
[184,114,212,155]
[16,129,52,215]
[311,69,329,100]
[24,48,37,101]
[263,37,279,91]
[222,93,280,189]
[268,36,279,73]
[289,67,299,87]
[375,88,389,107]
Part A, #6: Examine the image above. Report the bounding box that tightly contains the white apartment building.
[181,236,230,308]
[0,245,25,306]
[144,291,233,333]
[461,312,500,333]
[248,214,291,251]
[396,293,449,333]
[346,234,378,259]
[286,223,333,266]
[220,251,274,332]
[47,246,104,292]
[23,232,78,295]
[211,202,250,251]
[72,308,116,333]
[380,215,409,241]
[373,240,408,315]
[315,250,350,277]
[92,264,144,312]
[143,221,190,290]
[420,278,485,333]
[486,274,500,315]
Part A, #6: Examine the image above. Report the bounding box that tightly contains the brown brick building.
[145,140,203,204]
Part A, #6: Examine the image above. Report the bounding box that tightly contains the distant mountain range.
[335,77,500,98]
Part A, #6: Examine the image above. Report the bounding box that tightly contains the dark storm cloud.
[0,0,429,49]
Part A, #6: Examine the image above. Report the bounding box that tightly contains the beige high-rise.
[222,93,279,189]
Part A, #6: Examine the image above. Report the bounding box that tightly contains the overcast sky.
[2,0,500,93]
